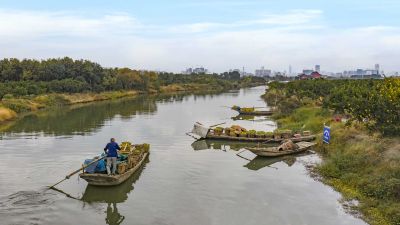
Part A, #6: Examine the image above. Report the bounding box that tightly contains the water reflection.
[244,155,299,170]
[1,96,157,136]
[191,139,276,151]
[105,203,124,225]
[231,114,257,121]
[230,115,272,122]
[0,91,230,137]
[81,158,149,225]
[191,139,313,171]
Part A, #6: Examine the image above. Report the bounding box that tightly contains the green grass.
[274,106,331,133]
[272,104,400,225]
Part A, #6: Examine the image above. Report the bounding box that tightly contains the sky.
[0,0,399,73]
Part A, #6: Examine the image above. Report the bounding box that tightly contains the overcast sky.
[0,0,399,73]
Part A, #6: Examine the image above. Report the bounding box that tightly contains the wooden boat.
[81,157,148,203]
[204,133,316,143]
[189,123,315,143]
[79,144,149,186]
[191,139,277,151]
[80,152,148,186]
[246,141,316,157]
[232,107,273,116]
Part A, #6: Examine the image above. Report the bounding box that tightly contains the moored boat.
[189,122,316,143]
[231,105,273,116]
[246,141,316,157]
[205,133,316,143]
[79,143,150,186]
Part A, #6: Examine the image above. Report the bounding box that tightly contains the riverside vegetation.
[0,57,264,122]
[263,79,400,225]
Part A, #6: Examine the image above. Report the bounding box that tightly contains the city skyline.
[0,0,400,73]
[182,63,394,77]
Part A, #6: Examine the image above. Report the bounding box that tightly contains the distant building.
[183,67,208,74]
[255,67,272,77]
[296,71,323,80]
[315,65,321,73]
[350,74,383,79]
[184,68,193,74]
[343,64,381,79]
[311,71,322,79]
[302,69,314,75]
[375,64,380,74]
[193,67,207,74]
[335,72,343,77]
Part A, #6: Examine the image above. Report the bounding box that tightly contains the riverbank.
[263,83,400,225]
[0,91,139,122]
[0,82,263,124]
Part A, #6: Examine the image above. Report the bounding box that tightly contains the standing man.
[104,138,121,175]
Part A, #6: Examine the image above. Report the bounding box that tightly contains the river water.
[0,86,366,225]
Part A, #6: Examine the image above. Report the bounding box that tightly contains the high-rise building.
[289,65,292,75]
[193,67,207,74]
[375,64,380,74]
[255,66,271,77]
[315,65,321,72]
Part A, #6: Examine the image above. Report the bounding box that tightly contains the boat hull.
[79,152,149,186]
[246,142,315,157]
[204,134,316,143]
[237,110,273,116]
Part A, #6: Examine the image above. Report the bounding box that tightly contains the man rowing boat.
[104,138,121,175]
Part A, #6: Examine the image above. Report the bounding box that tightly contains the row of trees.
[267,78,400,135]
[0,57,265,98]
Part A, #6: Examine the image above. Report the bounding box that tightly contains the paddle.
[210,122,226,128]
[186,132,200,140]
[48,155,105,189]
[236,149,247,156]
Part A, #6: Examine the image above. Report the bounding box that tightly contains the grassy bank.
[0,90,139,123]
[0,82,262,123]
[264,82,400,225]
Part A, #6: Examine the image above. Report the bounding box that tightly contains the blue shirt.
[104,142,121,157]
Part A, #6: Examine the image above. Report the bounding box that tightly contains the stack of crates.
[117,142,150,173]
[120,142,132,154]
[117,162,128,174]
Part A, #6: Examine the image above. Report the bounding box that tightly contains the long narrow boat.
[189,122,316,143]
[79,144,149,186]
[205,133,316,143]
[246,141,316,157]
[232,107,273,116]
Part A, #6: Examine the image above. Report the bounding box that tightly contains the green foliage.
[0,57,265,98]
[265,79,400,135]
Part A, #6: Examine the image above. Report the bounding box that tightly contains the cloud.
[0,9,140,39]
[0,8,399,73]
[169,9,323,33]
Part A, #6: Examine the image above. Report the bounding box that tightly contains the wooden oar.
[186,132,200,140]
[49,186,81,200]
[48,156,105,189]
[236,149,254,161]
[236,149,247,156]
[210,122,226,128]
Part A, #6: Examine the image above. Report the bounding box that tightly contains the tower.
[375,64,380,74]
[315,65,321,73]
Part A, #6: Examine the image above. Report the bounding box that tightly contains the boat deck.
[205,134,316,143]
[79,152,149,186]
[246,142,316,157]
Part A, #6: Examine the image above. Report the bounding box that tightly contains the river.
[0,86,366,225]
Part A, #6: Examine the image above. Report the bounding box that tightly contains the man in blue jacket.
[104,138,121,175]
